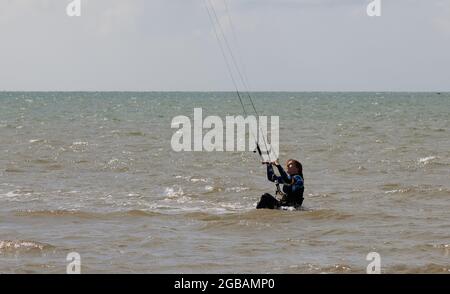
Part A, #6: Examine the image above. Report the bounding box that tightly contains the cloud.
[0,0,449,91]
[432,0,450,36]
[86,1,141,35]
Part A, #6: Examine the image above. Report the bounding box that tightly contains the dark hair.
[286,159,304,181]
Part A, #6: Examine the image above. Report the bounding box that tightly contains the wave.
[30,159,58,165]
[389,263,450,274]
[14,209,98,218]
[225,186,250,193]
[4,168,26,173]
[0,240,54,253]
[13,209,162,219]
[283,263,450,273]
[414,243,450,254]
[418,156,437,164]
[416,155,449,167]
[158,185,256,214]
[123,209,162,217]
[164,187,185,198]
[302,209,354,220]
[271,263,360,274]
[381,183,450,198]
[0,189,34,198]
[317,264,356,273]
[185,208,259,222]
[125,131,146,137]
[29,139,47,144]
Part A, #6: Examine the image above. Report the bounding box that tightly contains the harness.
[274,179,285,197]
[274,179,289,204]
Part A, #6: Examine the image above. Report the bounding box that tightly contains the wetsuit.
[256,164,304,209]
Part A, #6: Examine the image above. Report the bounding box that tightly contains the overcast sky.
[0,0,449,91]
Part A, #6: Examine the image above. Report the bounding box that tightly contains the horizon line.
[0,90,449,93]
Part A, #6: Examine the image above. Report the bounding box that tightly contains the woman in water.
[256,159,304,210]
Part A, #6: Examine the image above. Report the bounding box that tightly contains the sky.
[0,0,449,91]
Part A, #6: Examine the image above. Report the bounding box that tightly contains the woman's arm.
[267,163,285,183]
[267,164,277,182]
[275,164,292,184]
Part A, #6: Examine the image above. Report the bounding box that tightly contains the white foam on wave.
[144,186,256,215]
[384,189,410,194]
[164,187,185,198]
[175,175,209,184]
[153,202,253,215]
[29,139,43,143]
[4,191,20,198]
[70,141,90,153]
[0,240,48,251]
[418,156,437,164]
[1,190,32,199]
[108,158,119,164]
[72,141,89,146]
[190,178,208,183]
[218,201,254,212]
[225,186,249,193]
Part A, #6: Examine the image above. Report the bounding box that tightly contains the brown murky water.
[0,92,449,273]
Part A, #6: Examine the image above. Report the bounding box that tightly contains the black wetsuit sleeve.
[267,164,276,182]
[275,164,292,184]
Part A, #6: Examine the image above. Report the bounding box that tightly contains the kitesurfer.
[256,159,304,210]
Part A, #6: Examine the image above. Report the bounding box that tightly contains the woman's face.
[286,162,298,175]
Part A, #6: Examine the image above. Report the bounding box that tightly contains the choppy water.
[0,92,449,273]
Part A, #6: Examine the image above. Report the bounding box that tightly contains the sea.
[0,92,449,273]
